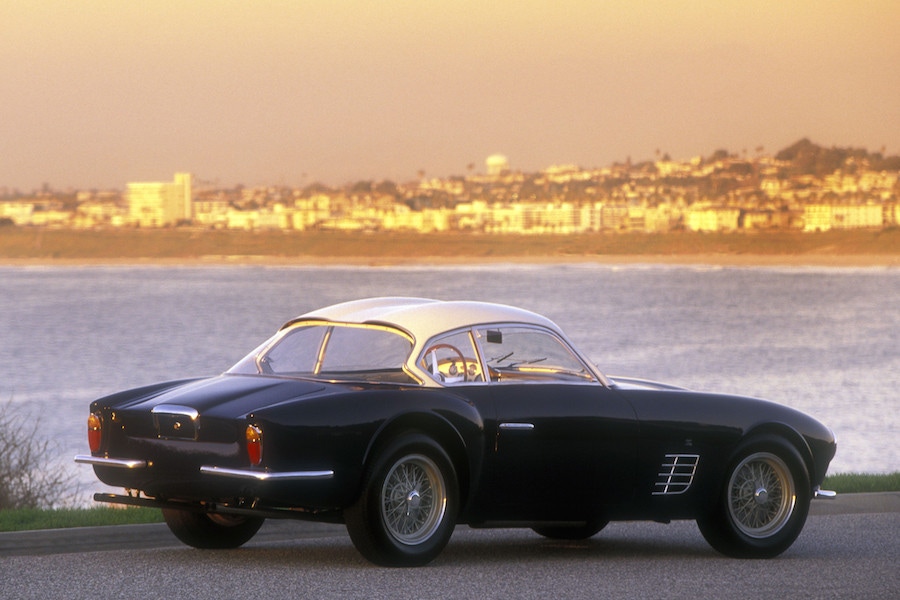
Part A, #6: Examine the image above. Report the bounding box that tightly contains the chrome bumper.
[74,455,147,469]
[75,455,333,481]
[814,486,837,499]
[199,466,334,481]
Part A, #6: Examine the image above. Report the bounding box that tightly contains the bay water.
[1,263,897,504]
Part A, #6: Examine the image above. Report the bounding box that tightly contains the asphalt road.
[1,494,897,600]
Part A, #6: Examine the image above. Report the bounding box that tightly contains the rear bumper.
[199,466,333,481]
[74,455,147,469]
[75,455,334,481]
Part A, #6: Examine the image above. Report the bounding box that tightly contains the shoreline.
[1,253,898,268]
[2,229,898,268]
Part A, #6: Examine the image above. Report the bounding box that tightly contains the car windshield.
[228,321,418,384]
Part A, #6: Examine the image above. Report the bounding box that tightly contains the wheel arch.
[700,423,814,514]
[363,412,473,513]
[742,423,815,486]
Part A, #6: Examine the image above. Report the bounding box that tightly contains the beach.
[1,253,898,268]
[1,228,898,267]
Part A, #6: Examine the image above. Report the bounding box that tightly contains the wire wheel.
[380,453,447,545]
[727,451,796,538]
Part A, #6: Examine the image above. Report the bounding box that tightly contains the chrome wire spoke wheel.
[727,451,796,538]
[380,453,447,545]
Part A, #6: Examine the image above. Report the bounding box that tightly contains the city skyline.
[3,1,898,191]
[5,140,897,235]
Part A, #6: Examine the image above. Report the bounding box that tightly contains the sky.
[2,0,898,191]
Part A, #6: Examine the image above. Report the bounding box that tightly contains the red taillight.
[87,413,103,453]
[246,424,263,466]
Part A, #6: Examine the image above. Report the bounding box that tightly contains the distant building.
[685,206,741,232]
[486,154,510,177]
[803,204,883,231]
[128,172,192,227]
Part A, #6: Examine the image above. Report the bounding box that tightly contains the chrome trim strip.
[74,455,148,469]
[499,422,535,430]
[199,465,334,481]
[151,404,199,420]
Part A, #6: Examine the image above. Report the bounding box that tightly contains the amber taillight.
[246,424,263,466]
[87,413,103,453]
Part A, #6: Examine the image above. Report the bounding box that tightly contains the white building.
[128,172,193,227]
[486,154,510,177]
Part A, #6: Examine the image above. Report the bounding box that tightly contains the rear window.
[228,322,417,384]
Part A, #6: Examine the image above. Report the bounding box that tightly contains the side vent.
[653,454,700,495]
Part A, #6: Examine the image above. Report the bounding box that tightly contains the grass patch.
[823,472,900,494]
[0,506,163,532]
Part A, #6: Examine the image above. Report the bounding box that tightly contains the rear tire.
[345,434,458,567]
[162,509,264,549]
[697,435,810,558]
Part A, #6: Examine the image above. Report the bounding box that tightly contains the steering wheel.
[423,343,469,382]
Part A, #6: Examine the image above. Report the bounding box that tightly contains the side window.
[420,330,484,384]
[476,327,595,383]
[319,327,411,373]
[254,324,413,380]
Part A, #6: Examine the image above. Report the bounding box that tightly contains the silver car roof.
[283,297,608,387]
[288,297,563,341]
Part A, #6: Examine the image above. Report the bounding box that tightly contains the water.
[1,264,897,505]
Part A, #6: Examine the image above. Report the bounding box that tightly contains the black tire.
[162,508,264,549]
[532,520,608,540]
[697,435,811,558]
[345,434,458,567]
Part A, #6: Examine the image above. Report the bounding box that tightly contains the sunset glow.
[2,1,897,190]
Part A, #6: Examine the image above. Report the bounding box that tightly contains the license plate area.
[151,404,200,440]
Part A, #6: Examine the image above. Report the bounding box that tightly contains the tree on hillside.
[775,138,900,178]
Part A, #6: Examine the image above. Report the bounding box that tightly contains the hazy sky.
[3,0,898,191]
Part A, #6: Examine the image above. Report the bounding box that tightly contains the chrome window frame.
[232,320,422,385]
[415,323,604,387]
[417,326,488,386]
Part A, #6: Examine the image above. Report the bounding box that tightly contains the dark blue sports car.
[77,297,836,566]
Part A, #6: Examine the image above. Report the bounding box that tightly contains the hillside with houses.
[2,140,898,235]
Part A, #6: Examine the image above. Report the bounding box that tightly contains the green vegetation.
[823,472,900,494]
[1,228,898,262]
[0,400,72,511]
[0,506,163,532]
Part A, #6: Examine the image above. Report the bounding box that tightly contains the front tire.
[697,436,810,558]
[345,434,458,567]
[162,509,264,549]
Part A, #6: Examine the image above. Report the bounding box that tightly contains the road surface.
[1,493,897,600]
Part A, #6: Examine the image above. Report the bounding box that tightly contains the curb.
[808,491,900,516]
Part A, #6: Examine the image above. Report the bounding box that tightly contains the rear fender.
[363,409,482,516]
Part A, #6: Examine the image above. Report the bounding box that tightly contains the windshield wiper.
[509,357,547,367]
[492,351,515,363]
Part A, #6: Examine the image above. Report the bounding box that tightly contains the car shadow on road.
[145,521,721,570]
